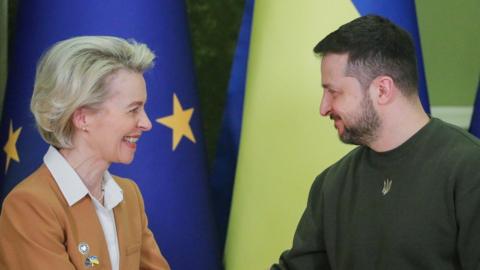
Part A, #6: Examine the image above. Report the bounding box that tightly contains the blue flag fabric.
[352,0,431,114]
[0,1,221,269]
[210,0,254,253]
[469,79,480,137]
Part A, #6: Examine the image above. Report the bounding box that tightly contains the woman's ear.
[72,107,89,131]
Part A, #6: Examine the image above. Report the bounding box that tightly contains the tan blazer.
[0,165,170,270]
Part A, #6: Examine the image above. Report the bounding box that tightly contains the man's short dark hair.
[314,15,418,96]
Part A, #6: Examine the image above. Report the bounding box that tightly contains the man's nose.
[320,94,331,116]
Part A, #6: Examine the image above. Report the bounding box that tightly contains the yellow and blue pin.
[85,256,100,267]
[78,242,100,267]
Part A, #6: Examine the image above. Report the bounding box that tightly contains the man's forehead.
[321,53,351,78]
[321,53,349,65]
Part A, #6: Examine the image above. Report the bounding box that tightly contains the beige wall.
[416,0,480,107]
[416,0,480,127]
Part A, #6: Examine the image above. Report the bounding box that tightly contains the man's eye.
[328,89,338,95]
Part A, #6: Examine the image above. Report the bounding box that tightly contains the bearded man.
[272,15,480,270]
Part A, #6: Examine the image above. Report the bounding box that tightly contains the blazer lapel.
[70,196,112,269]
[114,200,128,270]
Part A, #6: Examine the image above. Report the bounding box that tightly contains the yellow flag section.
[224,1,358,269]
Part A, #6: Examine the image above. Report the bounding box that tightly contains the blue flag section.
[352,0,431,114]
[0,1,221,269]
[469,79,480,138]
[210,0,254,253]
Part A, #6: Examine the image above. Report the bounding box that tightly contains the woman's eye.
[129,107,140,113]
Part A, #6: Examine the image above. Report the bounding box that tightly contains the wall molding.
[431,106,473,129]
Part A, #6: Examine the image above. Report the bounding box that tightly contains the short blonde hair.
[31,36,155,148]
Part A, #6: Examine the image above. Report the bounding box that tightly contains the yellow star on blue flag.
[3,120,22,173]
[156,93,196,150]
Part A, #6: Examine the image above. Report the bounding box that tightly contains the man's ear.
[372,76,395,105]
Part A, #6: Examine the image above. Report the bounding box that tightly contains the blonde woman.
[0,36,170,270]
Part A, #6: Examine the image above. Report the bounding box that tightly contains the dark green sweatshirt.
[273,118,480,270]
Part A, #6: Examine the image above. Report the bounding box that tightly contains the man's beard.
[334,94,381,146]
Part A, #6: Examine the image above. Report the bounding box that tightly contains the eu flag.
[0,1,221,269]
[352,0,431,114]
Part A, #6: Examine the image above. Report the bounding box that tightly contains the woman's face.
[85,69,152,164]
